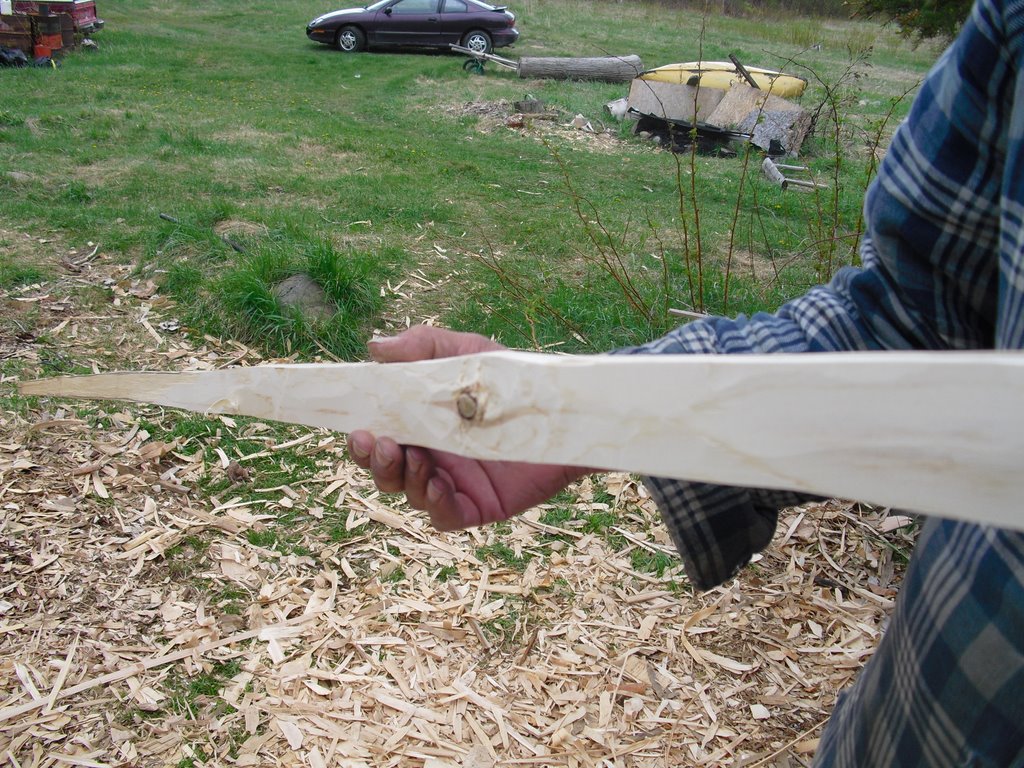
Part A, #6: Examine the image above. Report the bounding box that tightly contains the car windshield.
[365,0,391,9]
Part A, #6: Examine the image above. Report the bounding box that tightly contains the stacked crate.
[0,0,33,55]
[0,0,99,58]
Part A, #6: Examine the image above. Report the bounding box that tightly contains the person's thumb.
[368,325,503,363]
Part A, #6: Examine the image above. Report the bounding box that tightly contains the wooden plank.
[626,79,725,123]
[449,43,517,69]
[19,351,1024,530]
[706,83,811,154]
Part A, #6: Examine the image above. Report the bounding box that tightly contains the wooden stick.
[19,351,1024,531]
[44,633,79,713]
[729,53,760,90]
[668,307,711,320]
[762,157,828,190]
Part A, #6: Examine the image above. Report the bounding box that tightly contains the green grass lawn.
[0,0,945,356]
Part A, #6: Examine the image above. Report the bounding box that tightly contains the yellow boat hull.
[639,61,807,98]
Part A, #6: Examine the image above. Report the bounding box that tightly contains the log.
[517,55,643,83]
[19,350,1024,531]
[761,157,788,186]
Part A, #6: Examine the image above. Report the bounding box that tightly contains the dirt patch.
[861,64,925,88]
[0,298,39,346]
[0,226,65,265]
[212,219,269,239]
[213,127,282,145]
[204,157,273,190]
[717,248,783,284]
[22,117,43,137]
[68,156,147,186]
[445,100,640,156]
[291,138,364,165]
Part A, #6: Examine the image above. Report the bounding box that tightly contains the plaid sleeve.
[814,518,1024,768]
[813,2,1024,763]
[613,1,1024,764]
[612,259,945,589]
[614,0,1011,591]
[611,328,824,590]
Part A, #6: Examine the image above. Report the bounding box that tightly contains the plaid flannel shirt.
[618,1,1024,764]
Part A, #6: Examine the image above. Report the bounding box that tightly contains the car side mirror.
[384,6,392,13]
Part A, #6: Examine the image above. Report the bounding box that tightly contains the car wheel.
[461,30,492,55]
[336,26,366,52]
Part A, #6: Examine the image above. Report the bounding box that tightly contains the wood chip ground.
[0,232,916,766]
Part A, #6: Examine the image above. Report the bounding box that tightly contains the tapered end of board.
[18,376,74,397]
[17,372,175,401]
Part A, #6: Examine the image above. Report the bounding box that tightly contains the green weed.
[435,564,459,582]
[212,585,249,615]
[246,529,278,549]
[0,259,43,291]
[475,542,531,571]
[164,535,215,581]
[479,595,528,646]
[630,548,677,577]
[177,751,209,768]
[158,234,393,360]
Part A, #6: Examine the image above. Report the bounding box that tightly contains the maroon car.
[306,0,517,54]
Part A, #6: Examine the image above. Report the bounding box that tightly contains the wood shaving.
[0,242,916,765]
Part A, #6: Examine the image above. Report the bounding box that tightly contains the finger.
[368,325,502,363]
[347,431,374,468]
[369,436,406,493]
[422,469,471,531]
[423,463,505,531]
[402,446,433,509]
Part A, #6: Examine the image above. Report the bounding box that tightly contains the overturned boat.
[639,61,807,98]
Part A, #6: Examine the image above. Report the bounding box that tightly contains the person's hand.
[348,326,592,531]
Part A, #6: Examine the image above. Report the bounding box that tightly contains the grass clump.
[476,541,531,571]
[157,227,395,360]
[0,251,44,291]
[630,548,677,577]
[165,535,213,580]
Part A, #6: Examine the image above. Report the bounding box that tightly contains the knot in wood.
[456,391,478,421]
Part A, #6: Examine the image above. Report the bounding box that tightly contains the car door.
[371,0,442,47]
[436,0,473,47]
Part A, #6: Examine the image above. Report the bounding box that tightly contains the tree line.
[698,0,972,39]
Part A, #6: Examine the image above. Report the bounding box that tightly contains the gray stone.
[272,274,336,322]
[5,172,32,183]
[514,98,545,113]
